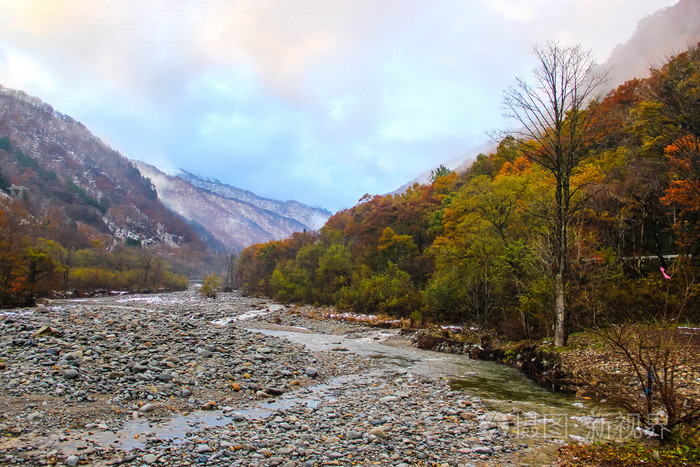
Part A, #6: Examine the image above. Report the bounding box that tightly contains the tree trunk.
[554,177,569,348]
[553,270,566,347]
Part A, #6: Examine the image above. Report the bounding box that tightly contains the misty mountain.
[0,85,202,249]
[135,162,331,252]
[178,171,330,232]
[398,0,700,190]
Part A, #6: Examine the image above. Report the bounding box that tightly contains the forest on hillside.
[237,44,700,344]
[0,135,208,307]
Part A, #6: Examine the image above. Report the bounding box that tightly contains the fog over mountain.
[397,0,700,191]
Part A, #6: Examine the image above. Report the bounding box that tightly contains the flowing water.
[249,326,635,464]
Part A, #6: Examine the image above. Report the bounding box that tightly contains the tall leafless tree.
[500,41,607,347]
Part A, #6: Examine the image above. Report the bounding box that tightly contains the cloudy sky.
[0,0,679,211]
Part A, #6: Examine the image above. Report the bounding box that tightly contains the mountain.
[178,171,330,232]
[601,0,700,96]
[399,0,700,189]
[0,85,202,249]
[135,162,331,252]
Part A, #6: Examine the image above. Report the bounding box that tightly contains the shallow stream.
[26,296,636,464]
[252,326,633,443]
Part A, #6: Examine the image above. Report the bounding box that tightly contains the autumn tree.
[661,135,700,251]
[501,41,607,347]
[429,164,452,182]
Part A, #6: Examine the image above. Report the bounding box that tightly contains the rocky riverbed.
[1,290,611,466]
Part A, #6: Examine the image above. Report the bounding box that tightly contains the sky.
[0,0,680,212]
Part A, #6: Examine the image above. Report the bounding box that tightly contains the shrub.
[199,273,222,298]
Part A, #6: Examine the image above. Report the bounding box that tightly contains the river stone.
[305,367,318,377]
[130,365,146,375]
[155,373,172,382]
[63,369,79,379]
[368,428,386,439]
[32,325,53,338]
[142,453,158,464]
[196,444,212,453]
[489,412,512,422]
[201,401,216,410]
[65,454,79,466]
[473,446,493,454]
[346,429,362,440]
[139,403,156,413]
[479,421,499,430]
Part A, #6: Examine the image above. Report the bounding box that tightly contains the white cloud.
[0,44,54,93]
[0,0,683,211]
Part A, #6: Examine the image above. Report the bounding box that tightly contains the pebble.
[0,290,522,466]
[139,403,156,413]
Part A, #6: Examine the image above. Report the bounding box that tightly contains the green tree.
[429,164,452,182]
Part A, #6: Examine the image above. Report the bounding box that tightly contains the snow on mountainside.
[136,162,331,252]
[178,171,331,231]
[0,85,201,247]
[398,0,700,190]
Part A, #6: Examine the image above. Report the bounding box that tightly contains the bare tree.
[500,41,607,347]
[592,321,700,436]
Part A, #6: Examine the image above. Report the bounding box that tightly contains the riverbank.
[408,326,700,402]
[1,291,546,466]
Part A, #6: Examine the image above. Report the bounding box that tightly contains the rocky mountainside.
[399,0,700,189]
[135,162,331,252]
[0,85,202,248]
[178,171,330,232]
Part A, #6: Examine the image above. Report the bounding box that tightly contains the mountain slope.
[0,85,202,248]
[135,162,331,252]
[601,0,700,95]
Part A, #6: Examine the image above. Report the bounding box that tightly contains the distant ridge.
[136,162,331,252]
[178,170,330,231]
